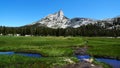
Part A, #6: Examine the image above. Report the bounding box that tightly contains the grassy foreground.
[0,36,119,68]
[0,36,84,68]
[85,37,120,59]
[0,36,84,56]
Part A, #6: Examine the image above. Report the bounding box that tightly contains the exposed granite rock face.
[29,10,96,29]
[28,10,120,29]
[35,10,69,29]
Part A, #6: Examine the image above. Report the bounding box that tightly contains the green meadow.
[0,36,84,56]
[0,36,83,68]
[0,36,119,68]
[86,37,120,59]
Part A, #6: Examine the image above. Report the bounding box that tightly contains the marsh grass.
[85,37,120,59]
[0,55,78,68]
[0,36,84,68]
[0,36,119,68]
[0,36,84,56]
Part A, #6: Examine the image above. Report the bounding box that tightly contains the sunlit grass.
[0,55,78,68]
[0,36,84,56]
[0,36,84,68]
[85,37,120,58]
[0,36,119,68]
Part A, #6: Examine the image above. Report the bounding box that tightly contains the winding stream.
[0,52,120,68]
[76,55,120,68]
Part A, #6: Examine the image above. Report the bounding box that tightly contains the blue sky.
[0,0,120,27]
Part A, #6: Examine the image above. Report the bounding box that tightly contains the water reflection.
[77,55,120,68]
[0,51,41,57]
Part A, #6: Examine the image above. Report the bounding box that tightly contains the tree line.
[0,23,120,37]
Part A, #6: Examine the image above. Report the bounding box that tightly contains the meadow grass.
[0,55,78,68]
[0,36,84,56]
[0,36,84,68]
[0,36,119,68]
[85,37,120,59]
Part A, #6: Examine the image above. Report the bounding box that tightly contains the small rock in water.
[91,64,95,67]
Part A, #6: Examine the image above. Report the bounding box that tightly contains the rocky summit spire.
[36,10,69,28]
[56,10,64,21]
[58,10,64,17]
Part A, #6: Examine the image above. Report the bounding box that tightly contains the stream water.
[76,55,120,68]
[0,51,41,57]
[0,52,120,68]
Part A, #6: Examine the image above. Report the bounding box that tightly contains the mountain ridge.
[27,10,120,29]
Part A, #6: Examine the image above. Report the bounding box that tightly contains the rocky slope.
[33,10,69,29]
[28,10,120,29]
